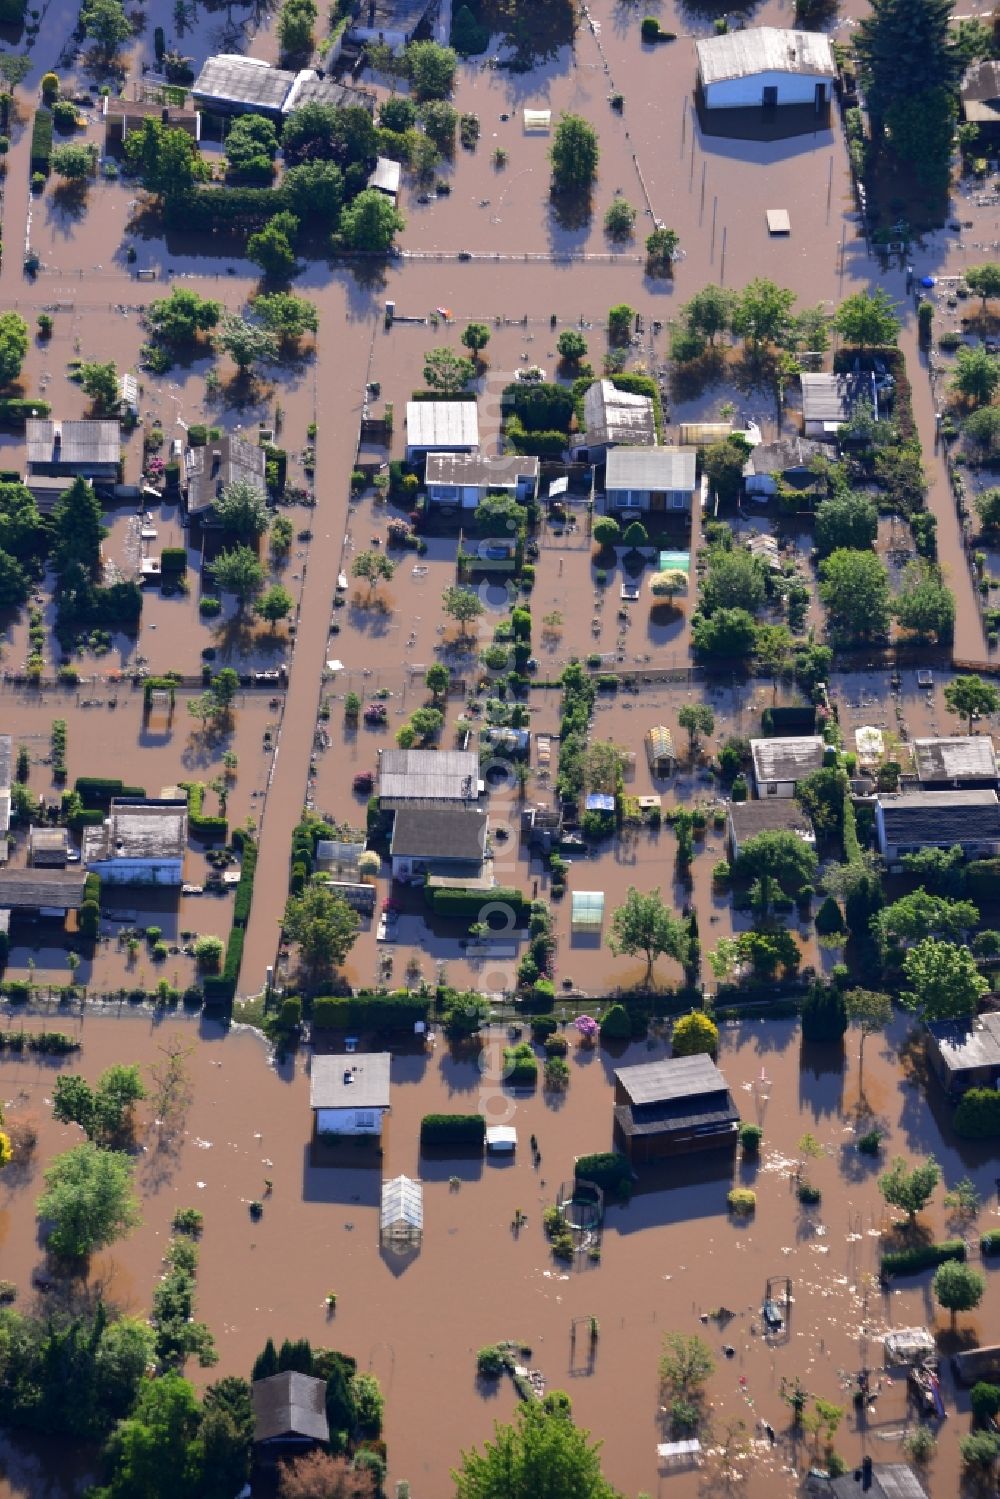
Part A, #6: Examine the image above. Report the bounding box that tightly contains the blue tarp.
[585,793,615,812]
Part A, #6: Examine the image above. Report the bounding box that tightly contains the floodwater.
[1,1009,998,1498]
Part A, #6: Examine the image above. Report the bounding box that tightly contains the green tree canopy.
[251,291,318,343]
[901,937,989,1020]
[283,878,360,979]
[814,492,878,557]
[677,703,714,754]
[701,544,767,615]
[0,312,29,388]
[212,478,270,540]
[944,673,1000,732]
[702,436,752,506]
[146,287,222,345]
[608,886,689,984]
[933,1259,985,1325]
[735,828,818,899]
[37,1142,140,1259]
[217,314,279,373]
[951,344,1000,405]
[277,0,317,59]
[965,262,1000,308]
[549,112,599,194]
[281,160,344,225]
[123,119,208,201]
[875,889,979,953]
[730,278,796,355]
[80,360,119,413]
[442,583,485,634]
[878,1154,940,1222]
[247,210,300,280]
[893,559,955,643]
[254,583,294,629]
[209,544,265,608]
[52,1064,145,1148]
[351,549,395,595]
[452,1394,621,1499]
[831,288,900,348]
[224,112,278,179]
[423,346,476,392]
[461,322,491,355]
[818,548,892,643]
[682,285,734,345]
[51,142,98,180]
[855,0,960,126]
[405,39,458,100]
[338,188,404,251]
[81,0,130,53]
[556,329,588,364]
[691,606,757,657]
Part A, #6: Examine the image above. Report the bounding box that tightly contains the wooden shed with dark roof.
[252,1371,329,1457]
[613,1055,740,1163]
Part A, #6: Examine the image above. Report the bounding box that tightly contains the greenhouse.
[571,890,605,932]
[644,726,676,776]
[380,1175,423,1253]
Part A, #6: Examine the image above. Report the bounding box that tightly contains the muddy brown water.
[1,1010,998,1498]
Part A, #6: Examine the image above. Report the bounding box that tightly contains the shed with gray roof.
[604,446,697,513]
[696,27,835,110]
[252,1371,330,1454]
[379,748,480,806]
[912,736,998,789]
[613,1054,740,1162]
[26,420,120,478]
[405,401,479,460]
[875,789,1000,864]
[750,735,825,797]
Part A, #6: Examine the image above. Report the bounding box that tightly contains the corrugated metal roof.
[583,380,656,450]
[878,789,1000,843]
[799,373,851,422]
[405,401,479,450]
[696,27,836,86]
[192,54,293,111]
[0,869,87,909]
[605,445,696,492]
[751,735,825,783]
[379,749,479,802]
[26,420,120,468]
[927,1014,1000,1076]
[616,1054,727,1106]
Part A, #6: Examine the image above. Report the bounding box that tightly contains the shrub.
[172,1207,204,1235]
[160,547,187,575]
[641,15,660,40]
[727,1188,756,1216]
[599,1002,631,1039]
[575,1152,632,1198]
[739,1123,763,1156]
[982,1230,1000,1255]
[954,1087,1000,1138]
[671,1010,718,1057]
[420,1114,486,1147]
[797,1182,822,1204]
[800,981,848,1042]
[857,1126,883,1155]
[970,1382,1000,1423]
[503,1042,538,1086]
[476,1344,508,1376]
[880,1239,965,1277]
[199,596,222,616]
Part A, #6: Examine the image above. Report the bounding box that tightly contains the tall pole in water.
[711,196,717,261]
[826,157,833,223]
[720,227,727,285]
[700,163,706,223]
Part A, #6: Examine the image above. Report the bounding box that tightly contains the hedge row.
[203,837,257,1006]
[575,1152,633,1197]
[30,108,52,174]
[419,1114,485,1146]
[75,777,146,807]
[966,858,1000,900]
[233,839,257,928]
[954,1087,1000,1139]
[982,1230,1000,1256]
[0,1030,80,1054]
[180,782,228,843]
[427,886,528,922]
[311,992,431,1031]
[0,398,52,427]
[880,1239,965,1277]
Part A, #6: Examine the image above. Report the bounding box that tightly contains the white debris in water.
[196,1181,206,1189]
[195,1138,212,1149]
[811,1245,830,1255]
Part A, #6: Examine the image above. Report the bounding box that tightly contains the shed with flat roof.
[379,748,480,806]
[912,736,998,789]
[405,401,479,460]
[750,735,825,796]
[310,1052,391,1136]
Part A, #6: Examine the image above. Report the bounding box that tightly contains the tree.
[423,347,475,393]
[247,210,300,280]
[933,1260,985,1326]
[875,890,979,953]
[683,285,733,345]
[282,160,344,226]
[959,1432,1000,1475]
[701,545,766,614]
[965,262,1000,309]
[901,937,989,1021]
[0,55,31,89]
[51,475,105,577]
[0,312,28,387]
[691,606,757,657]
[549,112,599,194]
[425,662,450,701]
[37,1142,140,1259]
[406,39,458,100]
[645,226,679,275]
[899,844,966,895]
[855,0,960,133]
[53,1064,145,1147]
[731,278,796,355]
[225,112,278,180]
[659,1332,714,1400]
[281,102,340,162]
[814,492,878,557]
[408,706,444,742]
[251,292,318,345]
[212,478,270,540]
[0,548,29,610]
[650,568,688,601]
[421,99,458,152]
[123,119,208,201]
[944,673,1000,732]
[894,559,954,643]
[736,829,818,903]
[677,703,714,756]
[671,1010,718,1057]
[878,1154,940,1223]
[210,545,264,609]
[800,979,848,1042]
[844,988,892,1090]
[819,548,891,643]
[95,1372,201,1499]
[79,360,118,412]
[283,879,360,979]
[556,329,588,365]
[255,584,294,629]
[604,199,636,240]
[277,0,317,59]
[146,287,222,345]
[461,322,491,358]
[952,344,1000,405]
[452,1396,620,1499]
[81,0,130,54]
[832,288,900,349]
[442,583,485,635]
[217,314,279,373]
[702,436,752,506]
[351,549,395,597]
[607,303,635,347]
[608,886,689,984]
[51,142,97,180]
[279,1451,375,1498]
[338,188,404,251]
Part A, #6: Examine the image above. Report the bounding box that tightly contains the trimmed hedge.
[761,705,816,736]
[575,1152,632,1198]
[880,1239,965,1278]
[180,782,228,842]
[30,109,53,175]
[0,1030,79,1053]
[0,398,52,427]
[311,991,431,1031]
[981,1230,1000,1256]
[233,839,257,928]
[203,836,256,1006]
[420,1114,486,1147]
[954,1087,1000,1139]
[428,885,528,923]
[160,547,187,574]
[966,858,1000,900]
[74,777,146,807]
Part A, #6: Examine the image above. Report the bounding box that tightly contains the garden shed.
[644,726,676,776]
[571,890,605,932]
[523,109,551,131]
[380,1175,423,1252]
